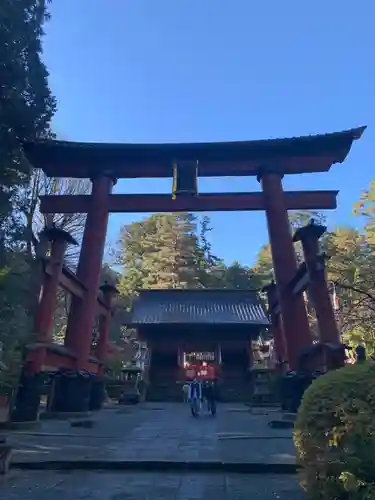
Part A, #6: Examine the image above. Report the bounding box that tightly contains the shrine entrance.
[129,289,268,401]
[184,363,216,382]
[11,127,365,419]
[184,353,216,381]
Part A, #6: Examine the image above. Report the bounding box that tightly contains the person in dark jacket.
[203,380,217,416]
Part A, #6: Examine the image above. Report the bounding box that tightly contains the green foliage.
[323,227,375,353]
[250,210,327,289]
[353,180,375,247]
[216,261,262,290]
[249,205,375,352]
[252,243,273,287]
[0,0,55,387]
[117,213,200,294]
[0,254,33,388]
[0,0,56,224]
[116,213,261,305]
[294,362,375,499]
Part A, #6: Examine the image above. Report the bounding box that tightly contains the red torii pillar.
[293,221,340,344]
[34,227,78,345]
[293,221,343,371]
[96,283,119,363]
[258,167,313,370]
[65,175,115,365]
[57,175,114,413]
[11,227,77,423]
[88,283,119,411]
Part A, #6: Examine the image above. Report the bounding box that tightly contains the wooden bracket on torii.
[43,259,109,316]
[265,219,344,371]
[27,226,118,376]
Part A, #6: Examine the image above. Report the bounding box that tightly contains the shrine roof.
[22,126,365,179]
[128,289,269,327]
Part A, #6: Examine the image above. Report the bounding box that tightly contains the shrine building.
[127,289,269,401]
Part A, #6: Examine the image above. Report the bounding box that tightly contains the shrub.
[293,362,375,499]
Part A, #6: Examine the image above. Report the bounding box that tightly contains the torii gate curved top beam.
[23,126,365,179]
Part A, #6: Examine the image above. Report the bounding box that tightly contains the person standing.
[204,380,217,416]
[188,377,202,416]
[182,382,189,402]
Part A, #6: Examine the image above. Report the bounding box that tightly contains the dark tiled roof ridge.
[129,287,269,326]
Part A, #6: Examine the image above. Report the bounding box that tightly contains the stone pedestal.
[49,371,92,414]
[280,371,315,413]
[89,377,106,411]
[11,373,43,423]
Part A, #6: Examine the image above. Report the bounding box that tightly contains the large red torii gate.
[15,126,365,417]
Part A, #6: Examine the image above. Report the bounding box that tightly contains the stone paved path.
[0,471,304,499]
[0,404,305,499]
[4,403,295,464]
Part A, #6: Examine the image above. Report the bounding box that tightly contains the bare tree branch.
[334,281,375,304]
[21,170,90,269]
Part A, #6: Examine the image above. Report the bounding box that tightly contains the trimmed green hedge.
[293,362,375,499]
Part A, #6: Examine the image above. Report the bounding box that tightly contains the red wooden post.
[263,282,288,368]
[293,221,340,344]
[64,175,115,368]
[258,168,312,369]
[96,283,118,362]
[34,227,77,343]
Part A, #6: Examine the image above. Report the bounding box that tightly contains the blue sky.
[43,0,374,266]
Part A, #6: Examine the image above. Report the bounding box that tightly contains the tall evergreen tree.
[196,215,221,287]
[117,213,202,296]
[117,213,263,298]
[0,0,55,387]
[0,0,56,230]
